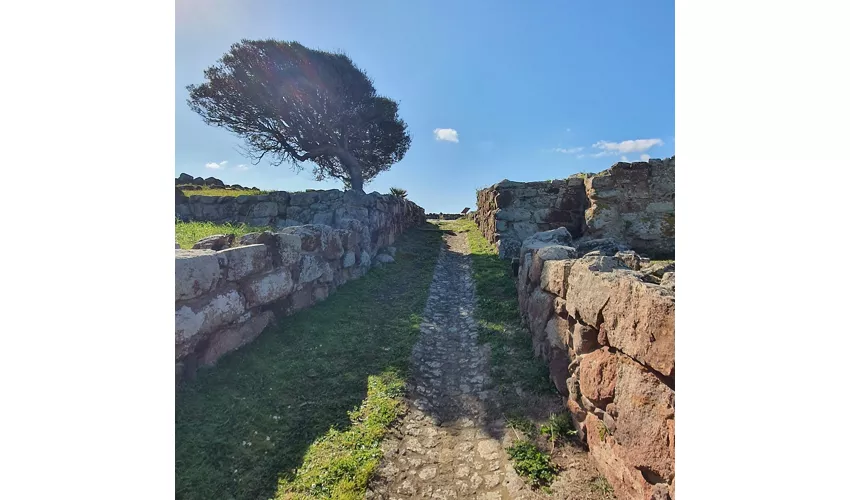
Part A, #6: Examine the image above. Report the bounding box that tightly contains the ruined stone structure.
[475,157,675,259]
[176,188,425,235]
[516,230,675,500]
[175,190,425,382]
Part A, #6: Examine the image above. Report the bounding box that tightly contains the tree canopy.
[187,39,411,193]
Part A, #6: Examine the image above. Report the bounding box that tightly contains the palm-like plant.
[389,187,408,198]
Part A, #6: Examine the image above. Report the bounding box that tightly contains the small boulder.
[192,176,205,185]
[615,250,650,271]
[385,246,397,257]
[192,234,235,251]
[660,272,675,290]
[176,173,194,184]
[204,176,225,187]
[573,237,631,257]
[376,254,395,264]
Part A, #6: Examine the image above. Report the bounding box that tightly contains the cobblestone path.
[367,230,609,499]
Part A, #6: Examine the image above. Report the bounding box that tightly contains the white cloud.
[205,160,228,170]
[640,154,650,161]
[593,138,664,154]
[236,164,249,171]
[620,156,628,162]
[554,147,583,154]
[433,128,459,143]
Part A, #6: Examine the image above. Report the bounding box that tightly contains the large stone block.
[579,349,618,408]
[175,287,246,358]
[540,259,572,297]
[566,256,675,376]
[217,244,271,282]
[198,311,274,366]
[526,288,555,339]
[241,268,294,307]
[175,249,222,301]
[274,233,302,267]
[249,201,278,218]
[298,254,325,283]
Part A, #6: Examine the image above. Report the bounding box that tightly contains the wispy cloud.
[554,147,584,154]
[620,156,629,162]
[640,154,651,161]
[433,128,459,143]
[236,164,249,171]
[593,138,663,154]
[205,160,228,170]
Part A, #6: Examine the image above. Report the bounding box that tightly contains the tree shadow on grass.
[175,223,443,500]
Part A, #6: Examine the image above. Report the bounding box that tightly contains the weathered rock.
[615,250,649,271]
[660,271,675,290]
[572,323,600,355]
[540,259,571,297]
[573,238,632,257]
[579,349,618,408]
[376,253,395,264]
[241,268,294,307]
[176,173,194,184]
[175,249,221,301]
[565,256,675,376]
[360,250,371,268]
[204,176,225,187]
[342,251,356,268]
[198,311,273,367]
[217,244,271,282]
[175,287,246,357]
[192,234,235,251]
[385,246,397,256]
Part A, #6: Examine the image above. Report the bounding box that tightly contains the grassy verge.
[178,185,269,197]
[176,223,443,500]
[438,219,561,488]
[175,220,273,249]
[439,219,553,406]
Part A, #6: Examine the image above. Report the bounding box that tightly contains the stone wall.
[175,191,425,382]
[516,230,675,500]
[176,189,425,244]
[475,157,675,259]
[474,177,588,259]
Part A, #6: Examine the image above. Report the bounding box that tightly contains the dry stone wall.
[516,231,675,500]
[475,157,675,259]
[175,191,425,382]
[176,188,425,245]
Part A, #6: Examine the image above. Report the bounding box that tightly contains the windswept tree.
[187,40,411,193]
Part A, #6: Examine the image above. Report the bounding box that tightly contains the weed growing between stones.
[175,223,442,500]
[540,412,578,450]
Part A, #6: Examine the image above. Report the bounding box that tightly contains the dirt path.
[367,231,610,500]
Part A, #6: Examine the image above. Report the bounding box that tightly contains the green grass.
[590,476,615,497]
[175,223,443,500]
[178,185,269,197]
[439,219,553,405]
[505,440,558,489]
[175,220,273,249]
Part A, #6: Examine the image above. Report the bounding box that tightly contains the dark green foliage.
[505,440,558,488]
[389,187,407,198]
[187,39,411,193]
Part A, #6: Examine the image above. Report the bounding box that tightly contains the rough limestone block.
[175,288,246,358]
[322,229,345,260]
[579,349,619,408]
[544,315,571,351]
[242,268,294,307]
[249,201,278,218]
[198,311,274,366]
[342,251,356,268]
[540,259,572,297]
[527,288,555,340]
[572,323,601,355]
[298,254,324,283]
[175,249,222,301]
[218,244,271,282]
[566,256,675,376]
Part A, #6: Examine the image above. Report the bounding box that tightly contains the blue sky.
[176,0,674,213]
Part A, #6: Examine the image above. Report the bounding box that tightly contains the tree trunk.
[337,149,365,193]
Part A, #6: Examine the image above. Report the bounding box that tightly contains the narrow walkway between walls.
[367,230,606,500]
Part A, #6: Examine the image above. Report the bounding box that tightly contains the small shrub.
[506,414,537,437]
[591,476,615,496]
[506,440,558,488]
[389,187,408,198]
[540,412,577,446]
